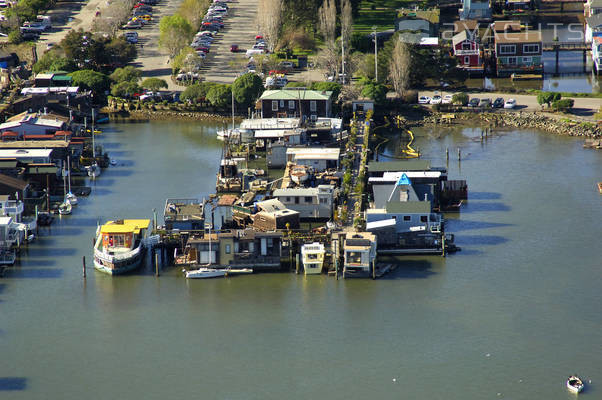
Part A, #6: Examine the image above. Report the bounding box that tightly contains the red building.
[452,30,483,75]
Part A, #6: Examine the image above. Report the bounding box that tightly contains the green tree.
[69,70,110,93]
[61,30,109,70]
[311,81,342,100]
[360,81,387,105]
[159,15,193,58]
[206,84,232,108]
[48,58,77,72]
[180,82,217,103]
[552,98,574,112]
[232,73,264,107]
[33,50,62,74]
[111,80,141,98]
[110,66,142,84]
[105,37,137,66]
[452,93,469,106]
[172,47,201,75]
[142,78,168,92]
[8,30,22,44]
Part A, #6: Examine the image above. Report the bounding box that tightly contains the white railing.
[95,245,141,263]
[455,49,479,56]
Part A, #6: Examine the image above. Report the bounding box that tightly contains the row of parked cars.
[419,94,517,109]
[121,0,157,30]
[177,0,231,81]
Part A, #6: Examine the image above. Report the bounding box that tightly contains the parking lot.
[199,0,258,84]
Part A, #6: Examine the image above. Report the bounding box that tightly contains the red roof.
[54,130,72,136]
[2,131,19,137]
[23,134,56,140]
[595,36,602,44]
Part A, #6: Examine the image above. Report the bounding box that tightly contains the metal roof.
[368,160,432,172]
[0,149,53,158]
[259,89,333,101]
[287,147,340,160]
[384,201,431,214]
[366,219,397,230]
[273,187,319,196]
[494,31,541,44]
[369,171,442,182]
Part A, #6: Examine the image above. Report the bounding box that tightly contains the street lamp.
[372,25,378,82]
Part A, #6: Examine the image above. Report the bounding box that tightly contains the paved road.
[419,90,601,120]
[199,0,258,84]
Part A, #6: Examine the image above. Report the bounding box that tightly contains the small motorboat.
[110,159,117,166]
[86,162,101,178]
[567,375,584,393]
[58,200,72,215]
[65,192,78,206]
[184,267,227,279]
[598,182,602,194]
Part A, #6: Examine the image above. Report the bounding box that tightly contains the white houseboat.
[301,242,325,275]
[93,219,151,275]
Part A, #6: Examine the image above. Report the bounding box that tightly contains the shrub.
[452,93,469,106]
[552,99,574,111]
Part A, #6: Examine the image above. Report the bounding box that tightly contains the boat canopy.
[100,219,150,234]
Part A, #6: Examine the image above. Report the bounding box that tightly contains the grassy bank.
[353,0,417,34]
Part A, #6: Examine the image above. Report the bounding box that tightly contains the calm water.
[1,121,601,399]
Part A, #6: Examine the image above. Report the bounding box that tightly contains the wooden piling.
[446,147,449,161]
[82,256,87,278]
[295,253,299,274]
[457,148,461,161]
[155,251,160,276]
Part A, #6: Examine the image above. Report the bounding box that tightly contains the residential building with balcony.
[593,37,602,73]
[452,30,484,75]
[494,30,542,77]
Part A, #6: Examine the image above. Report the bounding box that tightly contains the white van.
[245,48,264,58]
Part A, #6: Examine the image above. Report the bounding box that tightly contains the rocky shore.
[420,110,601,138]
[103,109,241,123]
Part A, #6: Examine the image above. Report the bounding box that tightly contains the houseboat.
[301,242,325,275]
[342,231,377,278]
[93,219,151,275]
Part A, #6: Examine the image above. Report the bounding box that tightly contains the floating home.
[272,185,337,220]
[163,198,204,231]
[186,228,285,270]
[341,231,377,278]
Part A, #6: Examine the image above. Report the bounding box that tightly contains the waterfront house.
[342,231,377,277]
[586,14,602,43]
[163,198,204,231]
[272,185,336,220]
[593,37,602,73]
[494,30,542,77]
[585,0,602,18]
[0,216,19,264]
[252,198,300,231]
[395,8,439,45]
[0,174,29,202]
[33,72,73,88]
[459,0,492,21]
[286,147,340,172]
[187,228,284,269]
[452,30,484,75]
[258,89,333,120]
[0,113,66,136]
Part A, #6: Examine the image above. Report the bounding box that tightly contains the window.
[310,100,317,111]
[295,197,299,204]
[499,44,516,54]
[464,56,470,65]
[272,100,278,111]
[462,42,472,50]
[288,100,295,110]
[279,100,284,107]
[225,244,231,254]
[507,57,517,65]
[523,44,539,53]
[420,216,428,223]
[403,215,411,221]
[522,56,532,64]
[320,198,327,204]
[286,196,291,202]
[304,196,313,203]
[310,114,317,121]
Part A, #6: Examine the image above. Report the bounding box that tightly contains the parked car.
[480,98,491,108]
[468,98,480,107]
[124,31,138,43]
[442,94,453,104]
[418,96,431,104]
[493,97,504,108]
[430,95,442,105]
[121,20,143,29]
[230,44,239,52]
[246,48,265,58]
[279,61,294,70]
[504,98,516,109]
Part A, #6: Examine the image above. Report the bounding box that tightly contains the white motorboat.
[58,200,72,215]
[86,162,101,178]
[93,219,150,275]
[301,242,325,275]
[567,375,584,393]
[184,267,227,279]
[65,155,77,205]
[290,165,310,185]
[110,159,117,166]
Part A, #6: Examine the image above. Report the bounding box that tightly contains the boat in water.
[93,219,151,275]
[301,242,325,275]
[86,162,101,178]
[598,182,602,194]
[567,375,584,393]
[110,159,117,166]
[290,164,310,185]
[184,267,227,279]
[58,199,72,215]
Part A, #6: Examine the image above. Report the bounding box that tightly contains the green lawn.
[353,0,425,34]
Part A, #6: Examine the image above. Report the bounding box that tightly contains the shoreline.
[104,109,244,123]
[417,110,602,138]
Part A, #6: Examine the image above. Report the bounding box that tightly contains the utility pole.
[373,26,378,82]
[341,39,345,84]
